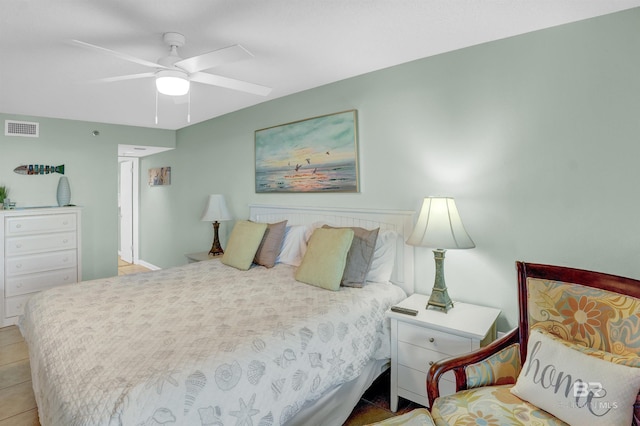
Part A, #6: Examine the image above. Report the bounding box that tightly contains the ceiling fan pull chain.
[155,90,159,125]
[187,91,191,123]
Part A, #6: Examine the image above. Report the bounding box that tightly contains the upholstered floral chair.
[427,262,640,426]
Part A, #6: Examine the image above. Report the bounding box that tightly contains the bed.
[19,204,415,426]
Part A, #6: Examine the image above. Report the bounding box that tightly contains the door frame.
[118,157,140,264]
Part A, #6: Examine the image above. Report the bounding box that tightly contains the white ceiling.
[2,0,640,131]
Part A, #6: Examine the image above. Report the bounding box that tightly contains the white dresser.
[1,207,82,327]
[387,293,501,410]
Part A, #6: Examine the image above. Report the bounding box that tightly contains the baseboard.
[137,259,161,271]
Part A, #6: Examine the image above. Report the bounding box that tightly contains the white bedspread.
[20,260,406,426]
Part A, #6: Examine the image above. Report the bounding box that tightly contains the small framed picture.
[148,167,171,186]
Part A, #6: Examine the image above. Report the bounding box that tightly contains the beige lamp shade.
[201,194,232,222]
[407,197,475,249]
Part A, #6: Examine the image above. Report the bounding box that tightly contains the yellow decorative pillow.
[221,220,268,270]
[295,228,354,291]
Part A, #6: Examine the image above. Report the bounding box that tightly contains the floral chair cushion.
[526,278,640,355]
[431,385,568,426]
[537,327,640,368]
[465,342,521,389]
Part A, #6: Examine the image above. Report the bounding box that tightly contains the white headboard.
[249,204,415,295]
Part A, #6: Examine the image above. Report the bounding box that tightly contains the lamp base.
[208,221,224,256]
[427,249,454,313]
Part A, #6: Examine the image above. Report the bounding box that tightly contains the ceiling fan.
[72,32,272,97]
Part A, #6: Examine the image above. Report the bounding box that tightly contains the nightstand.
[185,251,220,263]
[387,293,501,411]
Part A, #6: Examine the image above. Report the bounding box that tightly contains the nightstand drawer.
[398,365,456,398]
[398,321,472,355]
[398,341,448,373]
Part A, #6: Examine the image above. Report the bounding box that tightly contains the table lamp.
[406,197,475,312]
[200,194,232,256]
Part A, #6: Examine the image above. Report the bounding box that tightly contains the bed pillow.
[253,220,287,268]
[322,225,379,287]
[510,328,640,426]
[221,220,268,270]
[365,230,397,283]
[295,227,354,291]
[276,225,309,266]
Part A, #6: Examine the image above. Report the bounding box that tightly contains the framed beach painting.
[255,110,359,193]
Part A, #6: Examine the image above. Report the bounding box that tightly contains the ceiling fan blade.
[191,72,272,96]
[90,72,156,83]
[175,44,253,73]
[72,39,166,69]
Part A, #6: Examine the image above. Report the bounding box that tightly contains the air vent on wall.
[5,120,39,137]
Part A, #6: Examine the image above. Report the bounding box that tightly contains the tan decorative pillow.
[221,221,268,270]
[253,220,287,268]
[295,228,354,291]
[322,225,379,287]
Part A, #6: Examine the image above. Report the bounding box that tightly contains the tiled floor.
[0,259,423,425]
[344,369,422,425]
[0,326,39,426]
[118,256,152,275]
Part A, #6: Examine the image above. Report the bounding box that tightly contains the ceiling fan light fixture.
[155,70,190,96]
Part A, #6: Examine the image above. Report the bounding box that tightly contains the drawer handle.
[15,264,22,269]
[63,239,69,243]
[63,221,69,225]
[16,224,22,228]
[428,361,434,366]
[16,244,22,248]
[16,283,22,288]
[429,337,435,343]
[62,257,69,262]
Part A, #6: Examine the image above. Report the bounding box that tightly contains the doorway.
[117,144,173,270]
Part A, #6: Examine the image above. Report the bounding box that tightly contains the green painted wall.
[2,9,638,331]
[0,113,175,279]
[140,8,640,331]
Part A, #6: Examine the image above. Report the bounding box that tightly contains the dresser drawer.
[5,268,77,297]
[5,293,34,318]
[5,213,76,235]
[6,232,77,255]
[5,250,77,276]
[398,321,472,355]
[397,364,455,398]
